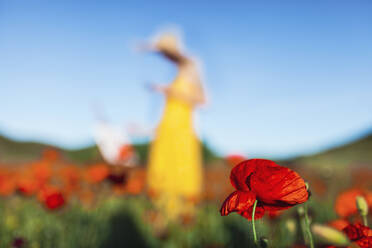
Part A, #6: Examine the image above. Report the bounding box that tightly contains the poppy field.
[2,0,372,247]
[0,137,371,248]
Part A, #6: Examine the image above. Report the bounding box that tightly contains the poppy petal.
[220,190,256,216]
[328,219,349,231]
[240,202,265,220]
[343,224,371,241]
[355,237,372,248]
[250,162,308,205]
[230,159,278,191]
[335,189,364,218]
[263,204,291,212]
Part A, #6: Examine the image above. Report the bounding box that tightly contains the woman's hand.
[148,83,168,94]
[147,82,205,106]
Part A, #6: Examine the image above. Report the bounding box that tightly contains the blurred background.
[0,1,371,248]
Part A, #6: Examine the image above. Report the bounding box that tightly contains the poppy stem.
[362,215,368,227]
[304,204,314,248]
[251,200,258,246]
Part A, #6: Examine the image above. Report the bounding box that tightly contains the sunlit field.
[0,136,371,248]
[1,1,372,248]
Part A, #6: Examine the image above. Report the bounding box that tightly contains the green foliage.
[202,141,220,165]
[64,146,103,164]
[0,194,339,248]
[133,143,151,165]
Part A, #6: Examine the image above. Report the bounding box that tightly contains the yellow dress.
[147,74,202,220]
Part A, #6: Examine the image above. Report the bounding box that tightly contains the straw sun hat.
[152,32,184,55]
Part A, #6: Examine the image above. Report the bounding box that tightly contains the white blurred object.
[94,121,137,167]
[126,122,153,138]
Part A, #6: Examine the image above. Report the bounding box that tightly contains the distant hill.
[1,130,371,168]
[287,131,372,168]
[0,134,98,164]
[0,134,220,165]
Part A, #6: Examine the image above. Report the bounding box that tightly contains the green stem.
[362,215,368,227]
[251,200,258,246]
[304,204,314,248]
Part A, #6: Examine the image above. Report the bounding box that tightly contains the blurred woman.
[145,32,206,221]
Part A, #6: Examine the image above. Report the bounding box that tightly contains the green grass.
[0,194,338,248]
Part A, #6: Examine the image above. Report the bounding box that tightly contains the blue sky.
[1,0,371,158]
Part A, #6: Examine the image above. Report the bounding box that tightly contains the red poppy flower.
[38,186,65,210]
[0,170,16,196]
[17,176,39,196]
[225,154,246,167]
[45,191,65,210]
[268,210,283,219]
[342,223,372,248]
[41,148,60,162]
[117,145,134,162]
[125,169,146,195]
[220,159,309,220]
[328,219,349,231]
[107,171,127,185]
[85,164,109,184]
[335,188,372,218]
[59,165,81,194]
[12,237,25,248]
[30,161,53,188]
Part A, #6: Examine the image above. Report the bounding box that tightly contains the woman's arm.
[159,49,188,65]
[150,83,204,106]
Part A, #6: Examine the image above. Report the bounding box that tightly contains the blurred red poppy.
[125,169,146,195]
[12,237,25,248]
[268,210,282,219]
[107,172,127,185]
[17,176,39,196]
[45,192,65,210]
[117,144,134,162]
[220,159,309,220]
[343,223,372,248]
[328,219,349,231]
[335,188,372,218]
[86,164,109,184]
[225,154,246,167]
[38,186,65,210]
[0,169,16,196]
[31,161,52,186]
[42,148,60,162]
[59,165,81,194]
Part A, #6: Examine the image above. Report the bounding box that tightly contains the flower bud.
[297,206,305,216]
[356,195,368,216]
[259,237,269,248]
[305,182,312,198]
[312,224,350,246]
[285,219,297,234]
